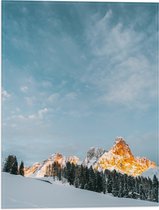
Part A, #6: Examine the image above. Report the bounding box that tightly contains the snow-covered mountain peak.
[93,138,156,176]
[82,147,105,167]
[115,136,126,143]
[87,147,105,158]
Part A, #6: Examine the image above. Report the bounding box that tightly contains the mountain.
[82,147,105,168]
[24,137,157,177]
[24,153,79,177]
[24,162,41,177]
[93,137,156,176]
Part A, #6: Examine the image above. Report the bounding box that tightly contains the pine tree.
[123,174,128,197]
[10,157,18,175]
[19,161,24,176]
[79,165,85,189]
[3,155,18,175]
[95,171,103,193]
[74,176,80,188]
[102,171,107,194]
[134,177,140,196]
[66,162,75,185]
[118,175,124,198]
[87,166,96,191]
[147,177,153,201]
[152,175,158,202]
[107,172,113,193]
[74,165,80,188]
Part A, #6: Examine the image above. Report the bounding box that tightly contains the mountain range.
[24,137,156,177]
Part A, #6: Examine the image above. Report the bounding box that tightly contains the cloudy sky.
[2,1,158,165]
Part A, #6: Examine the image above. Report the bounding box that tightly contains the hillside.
[2,172,158,208]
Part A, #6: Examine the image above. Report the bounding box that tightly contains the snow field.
[2,173,158,208]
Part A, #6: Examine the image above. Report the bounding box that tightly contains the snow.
[2,172,158,208]
[82,147,105,168]
[142,167,159,179]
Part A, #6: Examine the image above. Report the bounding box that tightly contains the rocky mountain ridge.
[24,137,156,177]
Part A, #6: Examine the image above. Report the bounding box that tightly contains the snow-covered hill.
[2,172,158,208]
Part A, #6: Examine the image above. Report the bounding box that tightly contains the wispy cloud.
[38,108,48,119]
[20,85,28,93]
[83,8,157,110]
[17,108,48,121]
[2,89,11,101]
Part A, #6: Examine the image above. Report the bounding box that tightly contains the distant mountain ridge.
[24,153,79,177]
[24,137,156,177]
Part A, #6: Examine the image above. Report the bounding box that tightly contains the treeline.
[3,155,24,176]
[45,162,158,203]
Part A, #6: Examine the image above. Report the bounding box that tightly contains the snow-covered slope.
[2,172,158,208]
[142,167,159,179]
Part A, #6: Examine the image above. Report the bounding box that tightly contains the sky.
[2,1,158,166]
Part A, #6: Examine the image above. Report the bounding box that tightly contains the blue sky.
[2,1,158,165]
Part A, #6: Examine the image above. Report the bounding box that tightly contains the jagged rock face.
[83,147,105,168]
[94,137,156,176]
[24,162,41,177]
[111,138,134,158]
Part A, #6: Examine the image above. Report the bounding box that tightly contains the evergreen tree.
[3,155,18,175]
[10,157,18,175]
[74,165,80,188]
[123,174,128,197]
[65,162,75,185]
[147,177,153,201]
[69,163,76,185]
[95,171,103,193]
[79,165,86,189]
[112,170,119,197]
[107,172,113,193]
[152,175,158,202]
[134,177,140,196]
[87,166,96,191]
[74,176,80,188]
[19,161,24,176]
[102,171,107,194]
[118,175,124,198]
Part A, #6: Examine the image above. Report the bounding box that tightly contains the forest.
[45,161,158,203]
